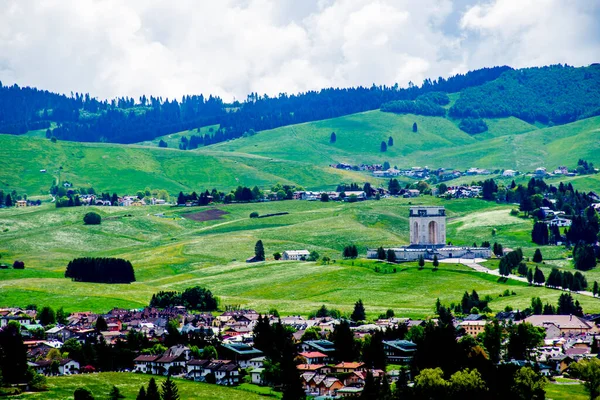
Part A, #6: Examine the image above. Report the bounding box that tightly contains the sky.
[0,0,598,102]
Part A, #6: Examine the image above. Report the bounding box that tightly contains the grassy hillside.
[0,134,374,195]
[205,110,600,173]
[2,110,600,195]
[1,197,599,318]
[14,372,270,400]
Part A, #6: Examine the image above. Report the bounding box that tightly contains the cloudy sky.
[0,0,598,101]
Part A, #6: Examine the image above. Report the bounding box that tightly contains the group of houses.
[5,300,600,396]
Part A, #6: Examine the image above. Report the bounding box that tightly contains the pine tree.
[533,267,545,285]
[527,269,533,285]
[136,386,147,400]
[380,141,387,152]
[160,376,179,400]
[109,386,124,400]
[592,337,600,354]
[432,255,439,268]
[254,240,265,261]
[330,132,336,143]
[418,255,425,268]
[95,316,108,331]
[146,378,160,400]
[594,281,599,297]
[5,194,12,207]
[533,249,543,263]
[386,249,396,263]
[376,247,386,260]
[387,136,394,146]
[351,299,366,322]
[412,122,418,132]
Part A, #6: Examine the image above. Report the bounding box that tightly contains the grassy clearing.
[545,381,588,400]
[1,197,599,318]
[13,372,267,400]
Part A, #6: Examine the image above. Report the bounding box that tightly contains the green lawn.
[11,372,268,400]
[2,197,599,318]
[545,382,588,400]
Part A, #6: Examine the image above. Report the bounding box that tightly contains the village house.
[15,199,27,207]
[133,345,191,375]
[186,359,240,385]
[220,343,263,368]
[524,315,596,338]
[282,250,311,261]
[30,358,80,376]
[300,340,336,359]
[333,362,365,374]
[299,351,328,365]
[382,340,417,364]
[459,320,488,336]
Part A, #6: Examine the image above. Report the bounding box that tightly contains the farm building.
[283,250,310,260]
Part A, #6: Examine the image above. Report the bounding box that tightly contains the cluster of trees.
[449,64,600,124]
[0,190,37,207]
[458,117,488,134]
[459,290,489,314]
[546,269,590,292]
[577,158,596,175]
[65,257,136,284]
[149,286,218,311]
[498,248,524,276]
[253,316,306,399]
[343,245,359,258]
[375,247,397,263]
[1,67,510,145]
[531,293,584,316]
[134,376,180,400]
[0,322,48,391]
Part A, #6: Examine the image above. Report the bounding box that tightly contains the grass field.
[11,372,270,400]
[2,111,600,196]
[2,197,600,318]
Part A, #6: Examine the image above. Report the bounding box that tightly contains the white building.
[502,169,517,177]
[367,206,491,261]
[283,250,311,260]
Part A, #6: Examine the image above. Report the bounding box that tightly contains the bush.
[12,260,25,269]
[273,252,281,260]
[249,212,259,218]
[83,212,101,225]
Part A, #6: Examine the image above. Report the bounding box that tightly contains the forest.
[449,64,600,124]
[0,66,509,144]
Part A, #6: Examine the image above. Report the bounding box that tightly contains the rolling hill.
[2,110,600,195]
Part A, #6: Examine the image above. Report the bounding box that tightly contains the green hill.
[2,110,600,195]
[205,110,600,172]
[0,134,374,195]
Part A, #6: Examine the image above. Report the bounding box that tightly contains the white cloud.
[0,0,597,101]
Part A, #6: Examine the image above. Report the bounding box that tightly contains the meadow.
[3,110,600,197]
[2,196,600,318]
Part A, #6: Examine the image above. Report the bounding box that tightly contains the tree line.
[149,286,218,311]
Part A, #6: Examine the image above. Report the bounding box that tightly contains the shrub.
[83,212,101,225]
[273,252,282,260]
[459,118,488,134]
[249,212,259,218]
[12,260,25,269]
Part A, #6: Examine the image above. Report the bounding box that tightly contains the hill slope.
[204,110,600,172]
[0,134,372,194]
[2,111,600,195]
